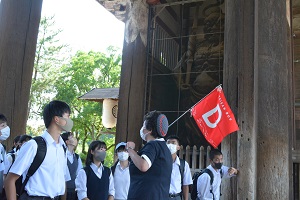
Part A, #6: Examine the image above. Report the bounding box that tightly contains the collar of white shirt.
[174,156,181,165]
[90,162,104,173]
[42,130,65,146]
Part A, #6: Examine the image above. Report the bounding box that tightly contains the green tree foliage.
[27,15,121,166]
[55,47,121,166]
[28,15,70,123]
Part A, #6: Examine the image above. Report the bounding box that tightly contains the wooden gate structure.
[0,0,299,199]
[105,0,294,199]
[0,0,43,148]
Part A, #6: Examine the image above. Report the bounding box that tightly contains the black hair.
[19,134,32,144]
[85,140,107,166]
[166,135,180,146]
[144,111,161,138]
[13,135,21,144]
[61,132,72,143]
[11,135,21,151]
[209,149,223,160]
[116,145,126,153]
[0,114,7,123]
[43,100,71,128]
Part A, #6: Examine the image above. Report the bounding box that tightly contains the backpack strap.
[178,158,185,186]
[111,165,116,176]
[104,166,111,177]
[75,153,79,161]
[19,136,47,195]
[111,159,119,176]
[62,145,67,153]
[11,153,15,164]
[203,168,215,200]
[7,153,16,173]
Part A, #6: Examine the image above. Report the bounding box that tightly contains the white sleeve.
[108,170,115,197]
[220,165,236,179]
[9,141,37,176]
[183,161,193,185]
[64,158,71,182]
[76,156,83,175]
[0,146,6,172]
[141,154,152,168]
[4,154,12,174]
[197,173,213,200]
[75,168,88,200]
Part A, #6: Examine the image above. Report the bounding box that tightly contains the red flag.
[190,86,239,148]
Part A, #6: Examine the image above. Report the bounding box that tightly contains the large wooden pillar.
[115,0,148,148]
[0,0,43,148]
[223,0,292,199]
[116,34,147,147]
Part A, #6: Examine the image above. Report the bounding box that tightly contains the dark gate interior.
[145,0,224,147]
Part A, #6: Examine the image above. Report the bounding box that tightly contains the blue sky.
[41,0,125,53]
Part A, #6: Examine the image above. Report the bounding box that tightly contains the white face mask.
[117,152,129,161]
[167,143,177,154]
[0,126,10,141]
[140,127,149,141]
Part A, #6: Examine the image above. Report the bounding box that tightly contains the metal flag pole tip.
[167,84,223,128]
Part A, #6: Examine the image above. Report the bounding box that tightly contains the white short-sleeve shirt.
[169,156,193,194]
[0,144,7,172]
[197,164,235,200]
[9,130,71,198]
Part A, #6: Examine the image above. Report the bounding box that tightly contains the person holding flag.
[126,110,173,200]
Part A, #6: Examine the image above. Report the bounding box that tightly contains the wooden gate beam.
[0,0,43,148]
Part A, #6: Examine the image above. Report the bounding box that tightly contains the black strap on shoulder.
[62,145,67,153]
[19,136,47,195]
[203,168,215,200]
[104,166,111,177]
[203,168,214,185]
[179,158,185,186]
[11,153,15,164]
[111,159,119,176]
[111,165,116,176]
[75,153,79,160]
[7,153,16,173]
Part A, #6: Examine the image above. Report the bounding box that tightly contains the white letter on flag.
[202,104,222,128]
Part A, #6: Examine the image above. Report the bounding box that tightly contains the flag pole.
[168,84,222,128]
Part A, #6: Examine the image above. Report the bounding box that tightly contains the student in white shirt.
[61,131,83,200]
[75,140,115,200]
[5,100,72,200]
[197,149,239,200]
[166,135,193,200]
[112,142,130,200]
[7,135,21,154]
[0,113,10,196]
[4,134,32,175]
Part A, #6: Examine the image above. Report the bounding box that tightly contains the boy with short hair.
[5,100,72,200]
[197,149,239,200]
[166,135,193,200]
